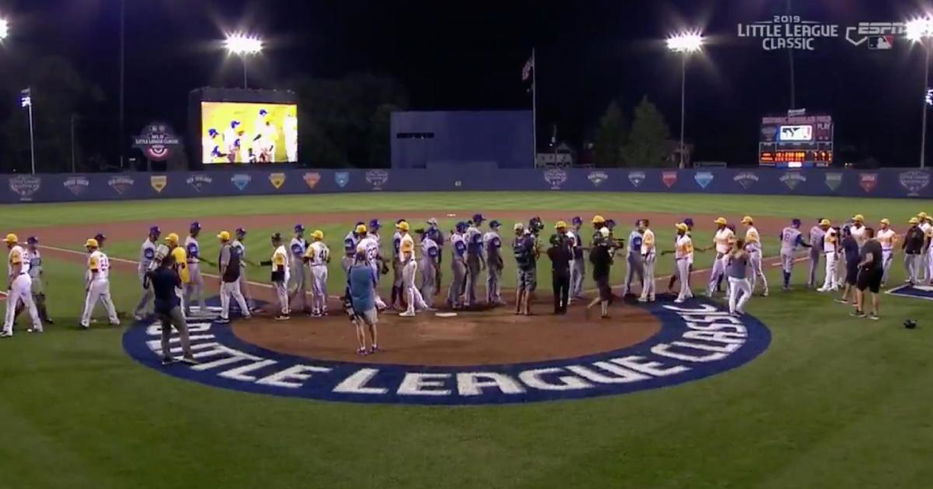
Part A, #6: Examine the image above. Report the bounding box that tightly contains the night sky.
[0,0,930,166]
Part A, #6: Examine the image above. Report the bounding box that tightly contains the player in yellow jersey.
[741,216,769,296]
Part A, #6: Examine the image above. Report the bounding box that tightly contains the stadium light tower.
[667,31,703,168]
[0,17,9,41]
[907,16,933,168]
[224,33,263,89]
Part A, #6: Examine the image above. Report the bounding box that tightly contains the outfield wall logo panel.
[2,169,930,203]
[123,300,771,406]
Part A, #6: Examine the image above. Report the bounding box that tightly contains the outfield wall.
[2,167,930,203]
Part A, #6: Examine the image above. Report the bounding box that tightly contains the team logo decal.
[63,176,90,196]
[231,174,252,191]
[366,170,389,190]
[662,171,678,188]
[269,172,286,190]
[303,172,321,189]
[899,170,930,197]
[335,172,350,188]
[123,299,771,406]
[108,176,135,195]
[859,173,878,193]
[694,171,714,189]
[8,175,41,201]
[824,172,843,191]
[733,172,758,190]
[779,171,806,190]
[150,175,168,193]
[544,169,568,190]
[627,171,645,188]
[588,171,609,187]
[186,175,213,193]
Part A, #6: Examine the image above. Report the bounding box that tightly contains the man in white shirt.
[741,216,769,296]
[817,219,840,292]
[876,218,897,286]
[706,217,734,297]
[260,233,290,320]
[638,219,656,303]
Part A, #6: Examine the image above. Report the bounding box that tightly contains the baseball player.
[778,219,810,291]
[667,217,695,293]
[390,219,406,310]
[418,229,440,307]
[673,223,694,303]
[2,234,42,337]
[446,222,468,309]
[398,221,429,317]
[807,219,826,288]
[585,227,614,318]
[464,214,486,306]
[184,222,210,316]
[133,226,161,320]
[705,217,735,297]
[876,218,897,286]
[80,238,120,329]
[425,218,445,285]
[361,220,389,310]
[850,214,868,249]
[165,233,190,315]
[304,230,330,317]
[568,216,585,299]
[513,223,538,315]
[216,231,251,324]
[484,220,505,305]
[903,217,925,285]
[288,224,311,315]
[740,216,769,296]
[231,227,258,313]
[590,215,608,246]
[638,219,656,303]
[260,232,290,320]
[623,220,645,297]
[16,236,53,325]
[343,222,365,274]
[816,219,840,292]
[726,239,752,316]
[921,212,933,283]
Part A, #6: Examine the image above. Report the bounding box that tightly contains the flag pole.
[532,48,537,167]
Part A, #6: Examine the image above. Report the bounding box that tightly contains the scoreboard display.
[759,113,833,167]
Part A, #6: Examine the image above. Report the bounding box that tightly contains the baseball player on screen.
[876,218,897,286]
[184,222,212,316]
[705,217,734,297]
[623,220,645,297]
[390,219,406,311]
[817,219,839,292]
[259,233,290,320]
[343,222,365,274]
[360,220,388,310]
[17,236,53,326]
[638,219,656,303]
[231,227,258,313]
[397,221,429,317]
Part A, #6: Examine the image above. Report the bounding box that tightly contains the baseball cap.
[490,220,501,229]
[820,219,831,226]
[427,217,438,226]
[369,219,381,230]
[149,226,161,235]
[271,232,283,241]
[853,214,865,222]
[675,223,688,233]
[683,218,694,227]
[592,215,606,224]
[85,238,99,248]
[792,218,801,227]
[4,233,17,244]
[572,216,583,225]
[714,217,727,225]
[94,233,107,242]
[741,216,754,224]
[165,233,179,244]
[513,223,525,232]
[909,217,920,224]
[355,224,368,234]
[217,231,231,241]
[235,227,247,236]
[472,213,485,223]
[606,219,616,229]
[26,236,38,245]
[456,221,468,232]
[555,220,568,229]
[880,218,890,225]
[190,221,201,231]
[294,224,305,233]
[397,221,410,232]
[311,230,324,240]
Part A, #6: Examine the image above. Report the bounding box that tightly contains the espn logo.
[846,22,906,49]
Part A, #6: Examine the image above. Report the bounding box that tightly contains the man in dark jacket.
[146,255,197,366]
[586,228,614,319]
[546,231,572,314]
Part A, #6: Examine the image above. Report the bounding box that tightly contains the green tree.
[621,96,671,167]
[593,100,627,167]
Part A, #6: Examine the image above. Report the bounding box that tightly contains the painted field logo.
[628,171,645,188]
[186,175,213,193]
[859,173,878,193]
[825,172,843,191]
[150,175,168,193]
[123,299,771,406]
[231,173,252,191]
[303,172,321,189]
[366,170,389,190]
[544,169,568,190]
[733,172,758,190]
[694,171,714,189]
[662,171,678,188]
[269,173,286,190]
[780,172,806,190]
[899,170,930,196]
[588,171,609,187]
[335,172,350,188]
[63,176,90,196]
[9,175,41,200]
[108,176,135,195]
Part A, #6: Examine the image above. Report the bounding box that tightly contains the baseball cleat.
[161,357,177,366]
[869,314,880,321]
[370,345,379,354]
[274,314,290,321]
[637,297,648,303]
[399,311,416,317]
[27,327,43,334]
[674,298,685,304]
[0,331,12,338]
[180,357,199,365]
[133,314,144,321]
[216,318,231,324]
[357,347,369,356]
[833,299,849,305]
[850,310,867,318]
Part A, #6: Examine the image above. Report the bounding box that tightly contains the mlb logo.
[859,173,878,193]
[868,35,894,50]
[662,171,678,188]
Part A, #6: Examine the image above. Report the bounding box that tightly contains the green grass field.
[1,192,932,489]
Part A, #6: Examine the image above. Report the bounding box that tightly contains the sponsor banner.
[150,175,168,193]
[733,172,759,191]
[780,171,806,191]
[123,298,771,405]
[303,172,321,190]
[899,170,930,197]
[231,173,252,191]
[133,122,182,162]
[269,172,286,190]
[859,173,878,193]
[186,174,213,193]
[108,176,136,196]
[365,170,389,190]
[335,172,350,188]
[627,171,645,188]
[662,171,678,189]
[63,176,90,196]
[544,169,568,190]
[825,172,843,191]
[9,175,41,201]
[588,171,609,188]
[694,171,714,189]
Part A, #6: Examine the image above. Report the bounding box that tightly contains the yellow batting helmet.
[880,218,890,225]
[165,233,179,245]
[4,233,17,244]
[741,216,753,225]
[820,219,831,226]
[85,238,99,248]
[355,224,368,234]
[217,231,231,241]
[909,217,920,224]
[397,221,410,232]
[592,215,606,224]
[555,220,568,229]
[675,223,688,233]
[918,212,928,219]
[853,214,864,222]
[311,230,324,240]
[714,217,727,225]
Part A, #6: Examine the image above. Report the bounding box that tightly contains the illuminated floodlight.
[906,17,933,42]
[0,18,9,40]
[224,33,263,55]
[667,31,704,53]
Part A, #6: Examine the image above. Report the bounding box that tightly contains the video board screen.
[201,102,297,164]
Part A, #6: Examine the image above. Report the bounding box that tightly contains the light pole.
[224,33,263,88]
[907,16,933,169]
[666,31,703,168]
[20,88,36,174]
[0,17,9,41]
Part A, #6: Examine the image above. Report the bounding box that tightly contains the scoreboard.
[759,113,833,167]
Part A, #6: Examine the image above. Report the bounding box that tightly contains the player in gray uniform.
[16,236,53,325]
[288,224,310,314]
[779,219,811,291]
[425,218,445,284]
[446,222,468,309]
[807,219,825,288]
[343,222,365,274]
[133,226,161,319]
[184,222,210,315]
[418,230,440,307]
[484,220,504,305]
[231,227,258,313]
[464,214,486,306]
[622,222,645,296]
[568,216,585,300]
